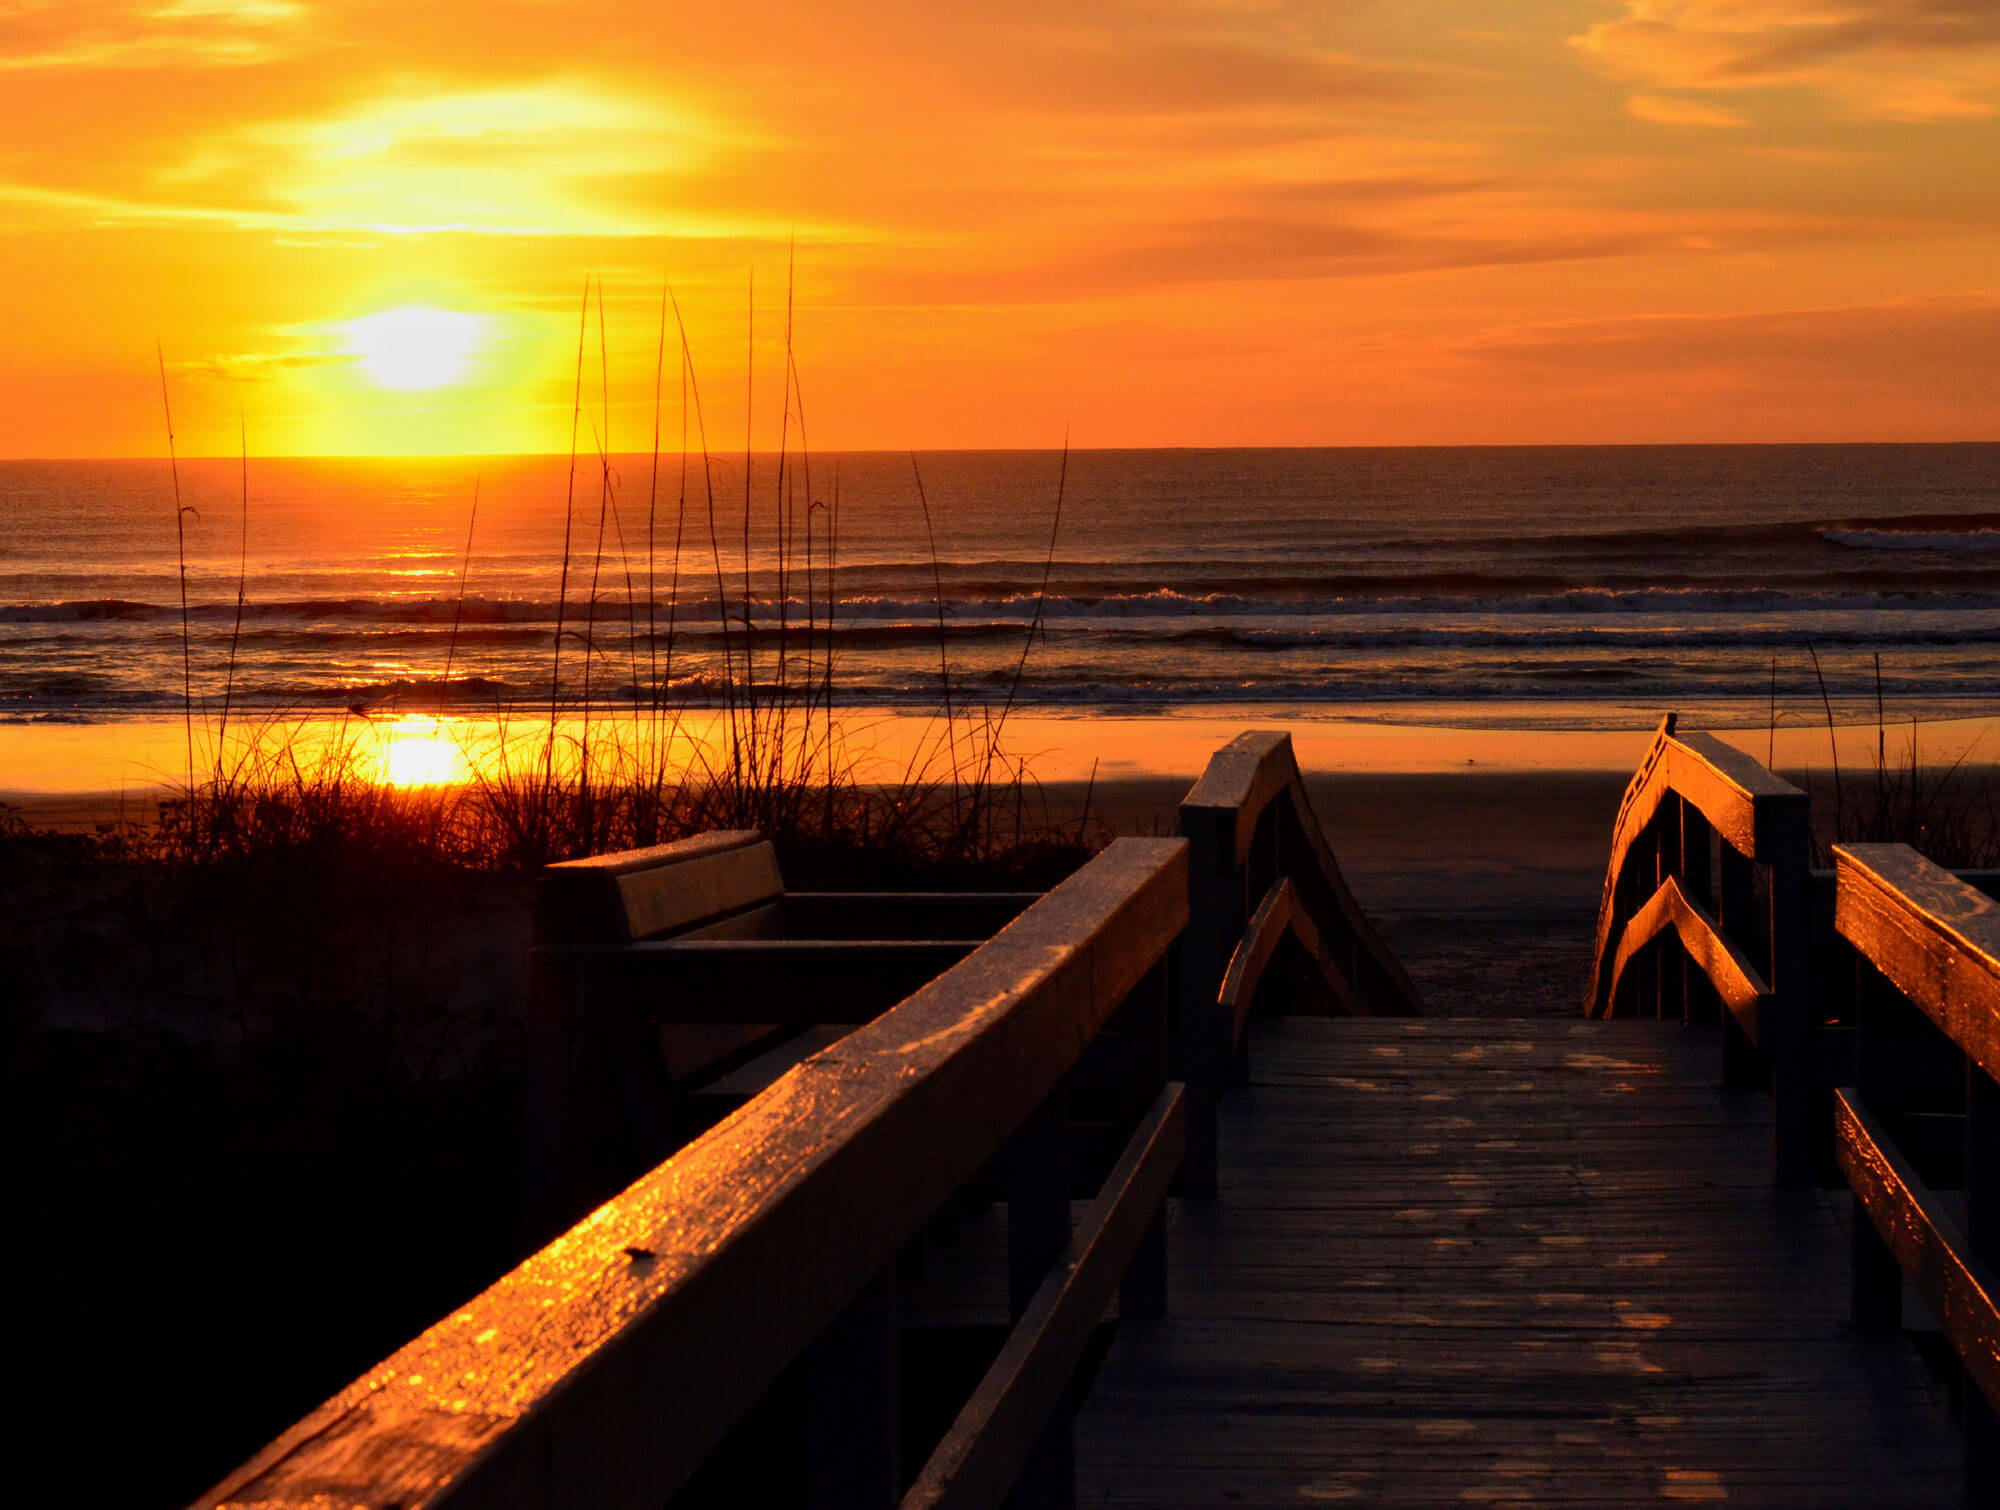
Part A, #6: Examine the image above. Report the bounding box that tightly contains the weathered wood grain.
[1075,1018,1959,1509]
[197,838,1188,1510]
[1836,842,2000,1086]
[541,830,779,944]
[1603,874,1769,1045]
[1587,716,1809,1018]
[1673,730,1809,846]
[1836,1087,2000,1417]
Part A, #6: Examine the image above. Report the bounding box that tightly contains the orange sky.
[2,0,1997,455]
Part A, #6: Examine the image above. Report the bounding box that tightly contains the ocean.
[4,444,1999,731]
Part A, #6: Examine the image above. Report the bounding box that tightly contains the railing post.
[1966,1064,2000,1502]
[1768,797,1816,1188]
[1717,841,1766,1089]
[806,1266,900,1510]
[1850,956,1903,1335]
[1008,1082,1074,1509]
[1122,955,1173,1321]
[1178,809,1229,1199]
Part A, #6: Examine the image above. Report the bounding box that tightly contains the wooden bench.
[199,837,1189,1510]
[523,829,1040,1242]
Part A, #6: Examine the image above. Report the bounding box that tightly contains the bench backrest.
[539,829,784,945]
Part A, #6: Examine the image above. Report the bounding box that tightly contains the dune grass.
[137,272,1084,890]
[1796,647,2000,869]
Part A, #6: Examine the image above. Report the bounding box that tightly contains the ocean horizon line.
[9,437,2000,465]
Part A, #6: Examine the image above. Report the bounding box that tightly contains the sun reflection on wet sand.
[370,717,474,788]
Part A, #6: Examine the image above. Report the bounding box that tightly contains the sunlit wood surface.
[1075,1017,1958,1507]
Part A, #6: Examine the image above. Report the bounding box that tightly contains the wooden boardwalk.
[1076,1017,1959,1507]
[199,729,2000,1510]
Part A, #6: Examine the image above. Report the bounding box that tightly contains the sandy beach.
[14,705,1996,1017]
[1016,765,1626,1016]
[11,708,1993,1019]
[3,757,1631,1022]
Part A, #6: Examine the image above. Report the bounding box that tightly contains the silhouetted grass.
[1796,647,2000,869]
[1807,729,2000,870]
[4,281,1089,1508]
[141,266,1078,886]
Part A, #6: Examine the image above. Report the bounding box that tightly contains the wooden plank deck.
[1075,1018,1960,1507]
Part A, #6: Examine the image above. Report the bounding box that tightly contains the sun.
[344,306,484,390]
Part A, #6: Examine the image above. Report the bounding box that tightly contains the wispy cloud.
[168,347,339,381]
[1574,0,2000,121]
[1429,293,2000,439]
[0,0,307,71]
[0,81,798,238]
[1464,293,2000,393]
[157,83,721,234]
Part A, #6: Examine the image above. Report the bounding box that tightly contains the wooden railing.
[1595,720,2000,1490]
[1588,713,1819,1185]
[1835,842,2000,1501]
[195,838,1189,1510]
[1179,730,1423,1193]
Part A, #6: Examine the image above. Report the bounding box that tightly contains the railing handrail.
[1175,730,1420,1194]
[1180,730,1424,1017]
[196,837,1189,1510]
[1599,874,1772,1039]
[1833,841,2000,1495]
[1181,731,1301,868]
[1588,714,1810,1018]
[1834,842,2000,1082]
[1588,713,1817,1186]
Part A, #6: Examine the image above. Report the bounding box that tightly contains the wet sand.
[5,760,1624,1017]
[26,708,1987,1019]
[1050,768,1626,1017]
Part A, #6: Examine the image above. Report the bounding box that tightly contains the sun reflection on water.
[372,718,472,787]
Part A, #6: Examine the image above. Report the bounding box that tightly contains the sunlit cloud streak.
[1574,0,2000,121]
[0,0,307,71]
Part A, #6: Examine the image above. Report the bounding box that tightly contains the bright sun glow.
[345,306,484,390]
[374,719,471,787]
